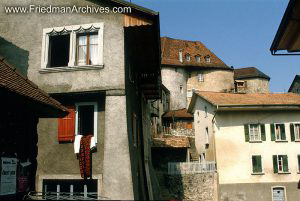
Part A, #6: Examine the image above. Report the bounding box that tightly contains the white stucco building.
[188,91,300,201]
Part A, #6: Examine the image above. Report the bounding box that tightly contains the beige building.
[234,67,270,93]
[188,91,300,201]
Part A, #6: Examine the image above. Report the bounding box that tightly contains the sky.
[130,0,299,92]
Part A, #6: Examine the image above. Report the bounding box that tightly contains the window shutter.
[244,124,249,142]
[252,156,257,172]
[260,124,266,141]
[58,105,75,142]
[283,155,289,172]
[298,155,300,172]
[281,124,286,140]
[273,155,278,173]
[290,124,295,141]
[257,156,262,172]
[270,124,275,141]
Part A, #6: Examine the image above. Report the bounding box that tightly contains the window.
[204,55,211,63]
[205,127,209,146]
[195,55,200,62]
[273,155,289,173]
[252,155,263,173]
[249,124,261,141]
[204,106,208,117]
[236,81,245,87]
[185,53,191,62]
[179,50,183,62]
[198,73,204,82]
[180,85,183,93]
[77,32,98,66]
[270,124,286,141]
[75,102,98,142]
[290,123,300,141]
[41,23,104,70]
[244,124,266,142]
[272,187,286,201]
[187,90,192,98]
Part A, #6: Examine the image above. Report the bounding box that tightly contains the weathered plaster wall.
[0,0,125,93]
[161,67,187,110]
[215,111,300,185]
[220,182,300,201]
[241,78,270,93]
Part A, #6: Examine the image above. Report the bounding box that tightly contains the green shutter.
[257,156,262,172]
[283,155,289,172]
[260,124,266,141]
[281,124,286,140]
[273,155,278,173]
[244,124,249,142]
[271,124,275,141]
[252,156,257,172]
[290,124,295,141]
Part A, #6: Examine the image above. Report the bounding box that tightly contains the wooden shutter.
[244,124,249,142]
[281,124,286,140]
[58,105,75,142]
[273,155,278,173]
[298,155,300,172]
[260,124,266,141]
[290,123,295,141]
[257,156,262,173]
[283,155,289,172]
[270,124,275,141]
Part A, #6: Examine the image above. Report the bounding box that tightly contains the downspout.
[212,105,219,201]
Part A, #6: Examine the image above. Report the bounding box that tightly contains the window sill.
[277,172,291,174]
[39,65,104,73]
[251,172,264,175]
[274,140,288,143]
[249,140,263,143]
[294,140,300,142]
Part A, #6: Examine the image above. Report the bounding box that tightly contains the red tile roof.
[195,91,300,106]
[161,37,230,69]
[152,136,190,148]
[0,57,68,114]
[234,67,270,80]
[162,108,193,118]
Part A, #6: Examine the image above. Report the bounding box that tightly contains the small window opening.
[49,34,70,67]
[78,105,94,136]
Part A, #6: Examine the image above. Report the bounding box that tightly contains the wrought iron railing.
[168,161,216,175]
[23,191,110,200]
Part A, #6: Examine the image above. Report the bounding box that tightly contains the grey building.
[0,0,161,200]
[289,75,300,93]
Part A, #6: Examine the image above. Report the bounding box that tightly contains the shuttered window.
[244,124,265,142]
[252,155,262,173]
[290,123,300,141]
[273,155,289,173]
[58,106,75,142]
[298,155,300,172]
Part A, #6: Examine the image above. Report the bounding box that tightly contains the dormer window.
[185,53,191,62]
[195,55,200,63]
[179,50,183,62]
[205,55,211,63]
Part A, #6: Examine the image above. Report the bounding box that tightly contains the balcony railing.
[168,161,216,175]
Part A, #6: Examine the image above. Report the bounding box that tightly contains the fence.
[168,161,216,174]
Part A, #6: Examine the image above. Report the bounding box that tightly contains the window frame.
[271,186,287,201]
[274,155,289,174]
[75,102,98,143]
[251,155,264,174]
[198,73,204,82]
[185,53,191,62]
[195,55,200,63]
[248,123,261,142]
[293,123,300,141]
[204,55,211,63]
[41,23,104,71]
[297,155,300,173]
[274,123,286,141]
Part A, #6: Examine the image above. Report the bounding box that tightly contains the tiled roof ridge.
[0,56,67,112]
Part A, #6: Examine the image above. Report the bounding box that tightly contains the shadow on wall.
[0,36,29,76]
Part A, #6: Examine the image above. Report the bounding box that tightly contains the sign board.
[0,157,17,195]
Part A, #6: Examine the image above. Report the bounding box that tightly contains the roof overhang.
[217,105,300,111]
[271,0,300,55]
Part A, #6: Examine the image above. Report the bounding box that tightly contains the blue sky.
[131,0,299,92]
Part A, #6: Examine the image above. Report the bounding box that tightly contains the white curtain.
[78,35,87,65]
[89,34,98,65]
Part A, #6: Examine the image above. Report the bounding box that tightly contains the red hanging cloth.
[79,135,93,179]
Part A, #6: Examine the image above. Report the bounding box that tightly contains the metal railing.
[168,161,216,175]
[23,191,110,200]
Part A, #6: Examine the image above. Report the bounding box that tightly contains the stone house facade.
[188,91,300,201]
[234,67,270,93]
[0,0,161,200]
[160,37,234,110]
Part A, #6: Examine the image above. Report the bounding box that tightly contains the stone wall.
[167,173,217,201]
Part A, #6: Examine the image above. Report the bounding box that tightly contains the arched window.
[185,53,191,62]
[205,55,211,63]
